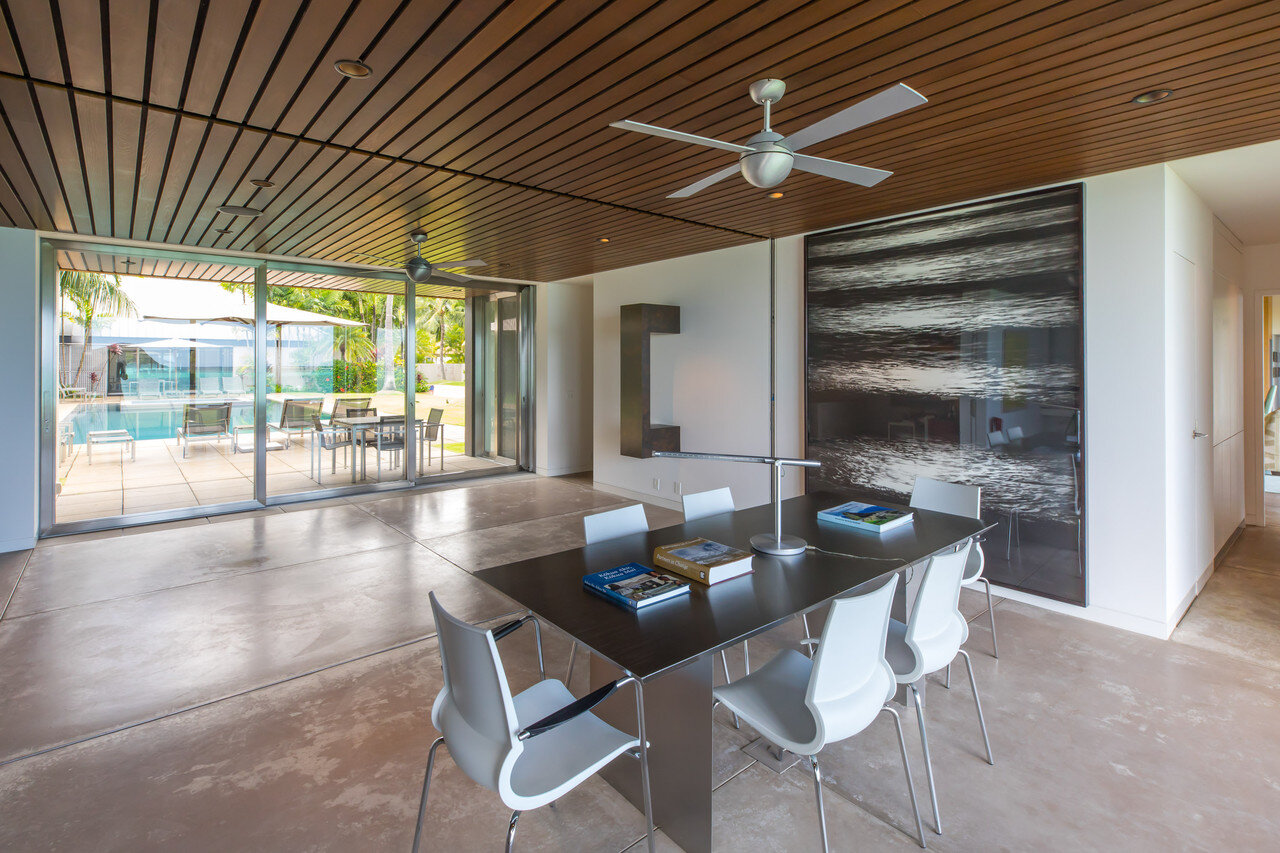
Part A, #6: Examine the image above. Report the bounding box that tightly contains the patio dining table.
[330,415,444,481]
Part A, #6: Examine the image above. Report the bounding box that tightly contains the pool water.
[66,400,255,443]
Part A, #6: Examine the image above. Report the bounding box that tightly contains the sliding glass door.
[471,290,530,468]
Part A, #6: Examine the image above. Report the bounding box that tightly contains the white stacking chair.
[413,593,656,853]
[910,477,999,658]
[1006,425,1024,445]
[566,505,651,685]
[714,575,926,851]
[680,487,752,725]
[986,429,1009,448]
[885,543,994,837]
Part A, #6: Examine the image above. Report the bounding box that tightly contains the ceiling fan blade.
[610,119,749,154]
[350,251,397,265]
[783,83,927,152]
[432,269,471,283]
[434,259,486,268]
[667,164,741,199]
[792,153,893,187]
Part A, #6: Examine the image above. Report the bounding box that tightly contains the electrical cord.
[804,545,916,583]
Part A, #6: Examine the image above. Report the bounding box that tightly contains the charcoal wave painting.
[806,185,1085,605]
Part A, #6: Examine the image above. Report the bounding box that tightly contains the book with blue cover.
[583,562,691,610]
[818,499,914,534]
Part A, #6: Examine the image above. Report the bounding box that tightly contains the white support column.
[0,227,41,551]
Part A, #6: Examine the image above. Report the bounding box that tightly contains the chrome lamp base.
[750,533,808,556]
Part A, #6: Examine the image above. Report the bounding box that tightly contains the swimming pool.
[64,399,256,443]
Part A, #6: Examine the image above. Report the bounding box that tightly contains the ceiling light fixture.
[334,59,372,79]
[217,204,263,217]
[598,237,610,243]
[1132,89,1173,105]
[214,227,233,235]
[249,179,274,188]
[768,191,784,199]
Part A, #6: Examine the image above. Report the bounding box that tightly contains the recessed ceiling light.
[768,191,785,199]
[1132,89,1173,105]
[214,227,233,235]
[217,204,263,217]
[334,59,372,79]
[598,237,610,243]
[249,179,274,188]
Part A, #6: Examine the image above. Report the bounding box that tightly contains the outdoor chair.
[176,402,232,458]
[136,378,162,397]
[366,415,407,480]
[271,398,322,447]
[310,414,350,485]
[422,407,445,471]
[198,375,223,396]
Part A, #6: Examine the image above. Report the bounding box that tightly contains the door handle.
[1192,430,1207,439]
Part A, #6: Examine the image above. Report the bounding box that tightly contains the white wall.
[535,280,594,476]
[0,227,40,552]
[592,242,776,509]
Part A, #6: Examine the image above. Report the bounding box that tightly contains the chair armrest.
[491,614,536,641]
[518,679,623,741]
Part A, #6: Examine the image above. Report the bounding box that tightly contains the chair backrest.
[332,397,372,419]
[583,504,648,544]
[199,375,221,393]
[138,378,160,396]
[804,574,899,750]
[423,407,445,439]
[987,429,1009,447]
[183,403,230,434]
[428,592,520,794]
[1006,425,1024,442]
[344,407,377,419]
[280,398,321,428]
[910,477,980,520]
[427,407,444,424]
[904,543,972,675]
[682,487,734,521]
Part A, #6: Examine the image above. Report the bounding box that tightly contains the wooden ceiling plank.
[145,0,203,109]
[54,0,106,91]
[32,86,93,233]
[164,121,242,244]
[215,0,306,123]
[3,0,63,81]
[72,91,112,234]
[105,0,151,101]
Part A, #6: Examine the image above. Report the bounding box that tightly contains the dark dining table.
[474,490,990,853]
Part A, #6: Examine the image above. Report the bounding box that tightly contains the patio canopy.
[131,278,362,327]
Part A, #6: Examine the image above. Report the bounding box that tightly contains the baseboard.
[1214,522,1245,565]
[0,536,37,554]
[591,481,682,512]
[536,464,592,477]
[987,584,1171,639]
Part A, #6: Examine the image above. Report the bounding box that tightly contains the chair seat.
[508,679,639,809]
[713,649,818,755]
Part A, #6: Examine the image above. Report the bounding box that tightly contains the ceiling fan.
[610,79,927,198]
[352,229,486,283]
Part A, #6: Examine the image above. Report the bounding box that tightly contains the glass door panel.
[471,290,524,468]
[264,280,406,495]
[52,260,257,524]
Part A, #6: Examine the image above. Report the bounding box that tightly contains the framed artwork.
[805,184,1085,605]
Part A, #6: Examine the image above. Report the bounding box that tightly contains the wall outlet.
[652,477,661,491]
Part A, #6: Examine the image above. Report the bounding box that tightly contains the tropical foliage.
[59,270,136,386]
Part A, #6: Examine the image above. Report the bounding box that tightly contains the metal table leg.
[591,653,713,853]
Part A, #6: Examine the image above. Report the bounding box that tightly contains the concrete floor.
[1,476,1277,851]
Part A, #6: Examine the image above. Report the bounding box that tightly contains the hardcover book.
[818,500,914,534]
[653,538,754,585]
[583,562,691,610]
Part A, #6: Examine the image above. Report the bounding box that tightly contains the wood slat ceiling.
[3,0,1280,283]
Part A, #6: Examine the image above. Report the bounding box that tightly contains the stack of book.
[583,563,690,610]
[653,537,754,585]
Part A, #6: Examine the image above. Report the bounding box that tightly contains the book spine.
[584,581,639,609]
[818,512,878,532]
[653,551,710,584]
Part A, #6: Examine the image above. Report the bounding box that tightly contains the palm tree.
[419,297,464,375]
[59,271,136,387]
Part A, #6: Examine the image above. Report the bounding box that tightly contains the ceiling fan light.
[739,149,793,189]
[405,256,434,283]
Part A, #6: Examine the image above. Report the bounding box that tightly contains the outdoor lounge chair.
[271,398,322,446]
[331,397,372,419]
[176,402,232,458]
[198,375,223,395]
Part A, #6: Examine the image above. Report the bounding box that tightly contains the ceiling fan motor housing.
[405,256,435,282]
[739,130,794,188]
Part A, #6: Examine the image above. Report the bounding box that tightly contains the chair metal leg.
[944,664,951,690]
[743,640,751,675]
[529,616,545,680]
[504,810,520,853]
[958,650,994,765]
[801,612,813,657]
[565,641,578,687]
[411,737,446,853]
[809,754,830,853]
[882,706,927,848]
[910,682,942,834]
[980,578,999,659]
[720,651,740,729]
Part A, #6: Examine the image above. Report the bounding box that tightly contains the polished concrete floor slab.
[2,475,1278,851]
